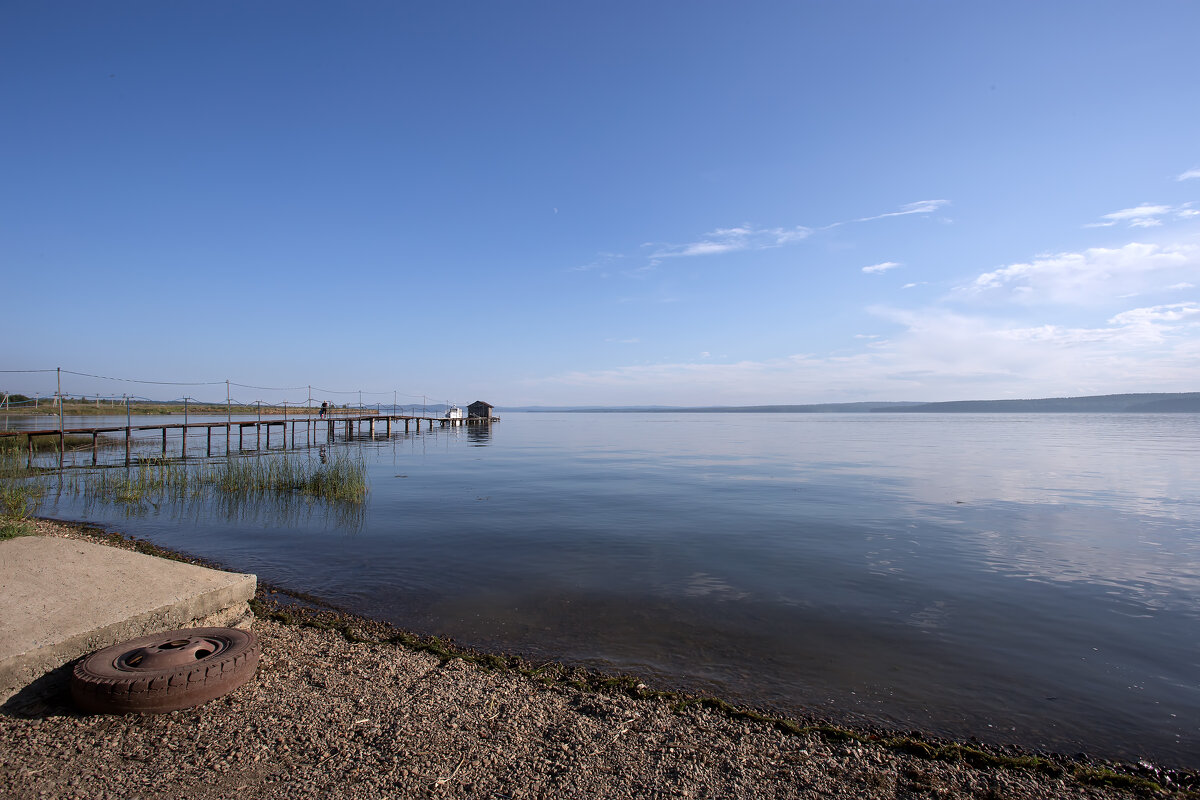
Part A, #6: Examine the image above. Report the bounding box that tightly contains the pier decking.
[0,412,498,466]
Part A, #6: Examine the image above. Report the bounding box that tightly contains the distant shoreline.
[507,391,1200,414]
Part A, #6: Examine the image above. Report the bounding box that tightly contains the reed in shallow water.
[202,452,368,503]
[78,453,369,506]
[0,440,41,538]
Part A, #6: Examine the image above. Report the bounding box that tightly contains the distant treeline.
[508,393,1200,414]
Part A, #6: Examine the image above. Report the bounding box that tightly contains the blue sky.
[4,2,1199,407]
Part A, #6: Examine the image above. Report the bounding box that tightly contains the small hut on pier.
[467,401,494,419]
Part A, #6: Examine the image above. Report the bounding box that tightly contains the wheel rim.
[113,634,230,670]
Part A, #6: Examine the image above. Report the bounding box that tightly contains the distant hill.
[870,392,1200,413]
[503,393,1200,414]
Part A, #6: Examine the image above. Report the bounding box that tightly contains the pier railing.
[0,413,498,468]
[1,366,497,467]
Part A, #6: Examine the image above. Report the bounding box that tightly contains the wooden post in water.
[56,367,64,468]
[182,397,188,459]
[125,396,131,466]
[161,428,167,456]
[207,426,212,456]
[239,425,244,450]
[91,432,98,465]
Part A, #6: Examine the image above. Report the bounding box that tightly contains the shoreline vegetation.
[0,438,367,539]
[75,452,369,507]
[2,518,1196,799]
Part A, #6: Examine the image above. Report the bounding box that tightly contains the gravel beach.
[2,520,1194,799]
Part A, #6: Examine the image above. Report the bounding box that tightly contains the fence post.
[57,367,64,466]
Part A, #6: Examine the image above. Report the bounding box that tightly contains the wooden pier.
[0,412,498,466]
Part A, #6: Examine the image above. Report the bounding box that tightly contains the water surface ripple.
[28,412,1200,767]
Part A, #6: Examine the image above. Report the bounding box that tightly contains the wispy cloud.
[648,225,811,259]
[546,185,1199,404]
[568,252,624,272]
[1085,203,1178,229]
[576,199,950,277]
[852,199,949,223]
[862,261,901,274]
[961,242,1200,305]
[1108,302,1200,328]
[1177,168,1200,181]
[529,300,1200,404]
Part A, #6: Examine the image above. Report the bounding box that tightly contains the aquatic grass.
[0,440,45,536]
[81,458,195,506]
[0,441,29,479]
[0,518,34,539]
[0,478,42,539]
[0,433,115,456]
[77,452,368,507]
[199,452,367,503]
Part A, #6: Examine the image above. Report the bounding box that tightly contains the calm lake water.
[20,411,1200,767]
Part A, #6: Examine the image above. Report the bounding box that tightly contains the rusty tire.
[70,627,260,714]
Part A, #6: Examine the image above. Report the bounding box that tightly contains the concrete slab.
[0,535,256,704]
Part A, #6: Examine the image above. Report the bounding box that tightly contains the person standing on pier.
[319,401,327,419]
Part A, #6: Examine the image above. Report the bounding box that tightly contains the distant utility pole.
[57,367,64,463]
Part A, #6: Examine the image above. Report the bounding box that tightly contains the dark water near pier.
[22,412,1200,767]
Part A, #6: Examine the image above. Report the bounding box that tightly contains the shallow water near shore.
[20,411,1200,767]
